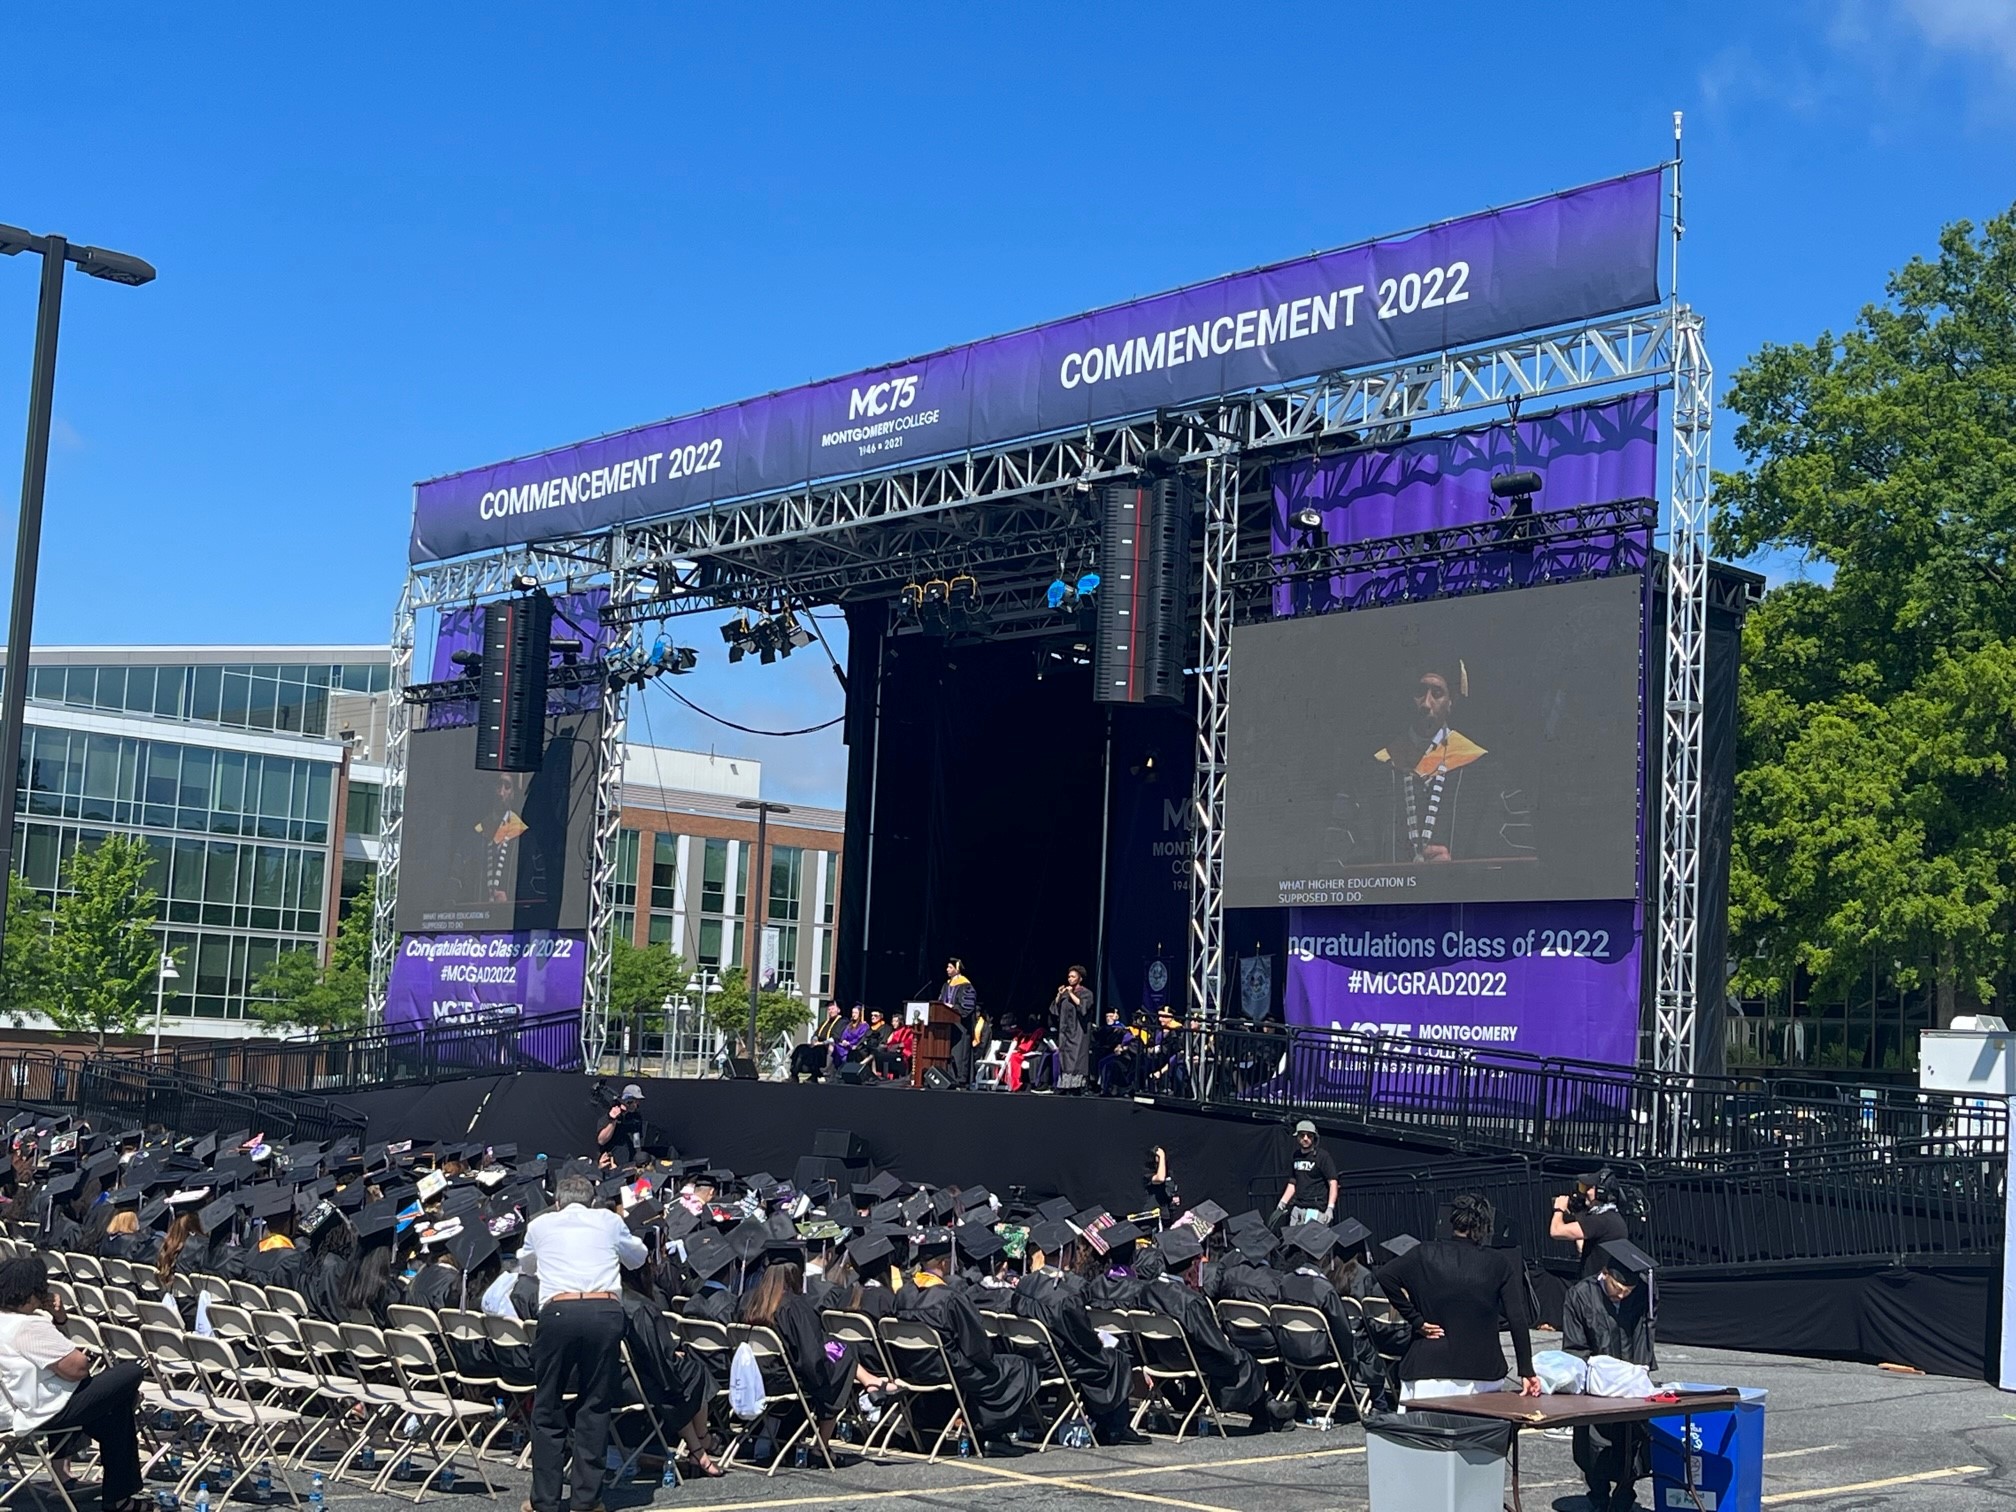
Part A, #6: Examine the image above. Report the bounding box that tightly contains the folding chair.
[304,1318,401,1484]
[60,1314,104,1353]
[254,1313,374,1470]
[1212,1299,1281,1372]
[1125,1312,1230,1440]
[264,1287,309,1317]
[971,1042,1011,1092]
[136,1325,280,1504]
[477,1314,537,1465]
[874,1317,975,1462]
[989,1312,1087,1450]
[183,1332,306,1507]
[385,1305,441,1342]
[100,1286,142,1326]
[135,1297,182,1331]
[63,1255,103,1285]
[609,1338,680,1488]
[820,1309,905,1456]
[721,1322,833,1476]
[377,1329,497,1502]
[0,1373,83,1512]
[1269,1303,1364,1422]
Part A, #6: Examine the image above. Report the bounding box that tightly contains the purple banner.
[1271,392,1657,613]
[413,172,1662,563]
[1285,900,1640,1066]
[385,931,588,1028]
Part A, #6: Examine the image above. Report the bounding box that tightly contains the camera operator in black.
[597,1084,646,1168]
[1551,1171,1630,1279]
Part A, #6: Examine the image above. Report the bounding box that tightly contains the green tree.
[248,872,374,1034]
[0,876,52,1026]
[1715,202,2016,1021]
[46,835,163,1050]
[608,936,689,1039]
[702,965,812,1050]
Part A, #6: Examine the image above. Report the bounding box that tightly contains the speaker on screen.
[476,591,552,773]
[1094,476,1192,706]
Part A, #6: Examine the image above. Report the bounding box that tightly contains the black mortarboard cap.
[43,1173,80,1201]
[1331,1218,1372,1251]
[107,1185,143,1206]
[192,1135,217,1162]
[957,1187,993,1213]
[1599,1238,1655,1279]
[1090,1220,1141,1255]
[869,1199,904,1225]
[726,1220,769,1263]
[915,1227,954,1258]
[1029,1220,1072,1256]
[198,1196,237,1233]
[1226,1209,1270,1237]
[661,1206,700,1242]
[684,1230,734,1279]
[332,1184,367,1212]
[1036,1197,1076,1223]
[354,1205,397,1242]
[251,1185,294,1219]
[1235,1229,1279,1263]
[1285,1222,1337,1259]
[442,1187,483,1217]
[954,1223,1003,1260]
[1380,1233,1420,1258]
[1184,1201,1229,1231]
[858,1172,901,1202]
[84,1151,120,1179]
[487,1143,519,1164]
[1156,1227,1204,1267]
[847,1233,895,1270]
[138,1198,167,1228]
[448,1227,498,1272]
[626,1200,663,1235]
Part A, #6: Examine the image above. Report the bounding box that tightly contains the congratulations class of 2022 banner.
[411,170,1663,563]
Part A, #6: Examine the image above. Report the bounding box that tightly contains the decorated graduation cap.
[1599,1238,1655,1283]
[1088,1220,1142,1256]
[1180,1201,1229,1233]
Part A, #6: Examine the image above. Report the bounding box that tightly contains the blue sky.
[1,3,2012,807]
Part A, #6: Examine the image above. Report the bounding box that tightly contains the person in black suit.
[1374,1194,1538,1403]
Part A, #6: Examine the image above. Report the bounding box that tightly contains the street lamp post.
[735,799,791,1070]
[0,228,154,967]
[151,950,180,1056]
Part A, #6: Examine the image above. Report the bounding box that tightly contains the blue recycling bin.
[1649,1385,1767,1512]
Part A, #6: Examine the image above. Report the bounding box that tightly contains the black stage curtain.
[845,632,1107,1027]
[1658,1259,1997,1382]
[335,1073,1430,1217]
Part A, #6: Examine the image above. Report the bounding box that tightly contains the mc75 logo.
[850,374,920,418]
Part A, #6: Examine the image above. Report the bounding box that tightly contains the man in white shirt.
[522,1172,646,1512]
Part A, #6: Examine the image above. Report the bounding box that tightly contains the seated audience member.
[898,1230,1039,1446]
[1096,1010,1150,1096]
[1134,1232,1295,1431]
[1013,1222,1144,1445]
[0,1256,147,1512]
[738,1249,889,1454]
[618,1263,723,1477]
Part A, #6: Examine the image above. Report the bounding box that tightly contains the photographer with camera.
[1551,1170,1631,1278]
[0,1255,146,1511]
[596,1083,647,1168]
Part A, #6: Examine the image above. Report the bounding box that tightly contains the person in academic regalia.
[676,1230,741,1323]
[739,1252,890,1451]
[1013,1223,1143,1445]
[1051,968,1097,1093]
[1562,1240,1659,1512]
[1273,1225,1395,1413]
[939,959,984,1089]
[898,1231,1039,1443]
[1134,1233,1294,1430]
[826,1237,902,1319]
[405,1245,462,1311]
[616,1262,722,1477]
[1078,1222,1149,1310]
[301,1214,357,1324]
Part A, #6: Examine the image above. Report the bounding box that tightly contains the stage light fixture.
[511,573,540,592]
[1291,507,1324,533]
[1046,578,1069,610]
[450,649,482,670]
[1075,571,1100,595]
[1489,471,1543,500]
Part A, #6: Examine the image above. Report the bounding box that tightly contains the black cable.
[662,684,844,738]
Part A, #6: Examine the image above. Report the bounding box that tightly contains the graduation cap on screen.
[1154,1227,1204,1268]
[1380,1233,1420,1258]
[1285,1222,1337,1260]
[1599,1238,1655,1282]
[1331,1218,1372,1252]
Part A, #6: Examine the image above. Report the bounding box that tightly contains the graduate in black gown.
[1274,1225,1395,1413]
[1134,1233,1294,1430]
[898,1230,1039,1443]
[677,1230,740,1323]
[405,1245,462,1311]
[737,1251,890,1452]
[617,1261,723,1477]
[1562,1240,1659,1512]
[1013,1222,1143,1445]
[301,1212,358,1324]
[1079,1221,1149,1310]
[826,1237,902,1319]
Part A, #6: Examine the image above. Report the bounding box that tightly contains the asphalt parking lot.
[265,1335,2016,1512]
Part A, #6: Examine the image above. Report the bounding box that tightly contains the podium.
[911,999,961,1087]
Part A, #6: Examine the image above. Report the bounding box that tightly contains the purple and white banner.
[1285,900,1640,1066]
[384,931,588,1028]
[412,171,1662,563]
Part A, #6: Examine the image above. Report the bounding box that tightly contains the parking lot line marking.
[1073,1445,1366,1481]
[662,1491,948,1512]
[1763,1444,1845,1460]
[1760,1465,1985,1503]
[947,1456,1242,1512]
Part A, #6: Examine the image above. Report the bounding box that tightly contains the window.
[612,909,636,946]
[700,837,728,914]
[697,918,742,970]
[768,845,803,923]
[647,913,677,948]
[650,833,678,911]
[820,850,837,925]
[817,928,834,995]
[346,781,383,839]
[612,829,640,909]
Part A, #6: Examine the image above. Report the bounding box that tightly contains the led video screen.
[394,709,600,933]
[1225,575,1642,909]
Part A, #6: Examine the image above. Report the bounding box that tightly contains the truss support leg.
[365,576,418,1025]
[1187,445,1238,1031]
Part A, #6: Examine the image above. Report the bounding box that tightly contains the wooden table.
[1403,1389,1744,1512]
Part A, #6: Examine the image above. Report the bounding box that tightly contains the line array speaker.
[1093,476,1192,706]
[475,591,551,772]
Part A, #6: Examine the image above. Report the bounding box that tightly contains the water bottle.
[792,1442,809,1469]
[438,1465,457,1492]
[167,1452,184,1478]
[492,1396,505,1419]
[956,1428,973,1458]
[1312,1414,1334,1432]
[255,1462,273,1503]
[358,1446,375,1472]
[660,1463,678,1489]
[153,1492,178,1512]
[308,1473,324,1512]
[195,1481,210,1512]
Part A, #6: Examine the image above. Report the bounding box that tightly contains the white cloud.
[1895,0,2016,75]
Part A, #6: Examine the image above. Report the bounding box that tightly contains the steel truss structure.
[370,303,1712,1072]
